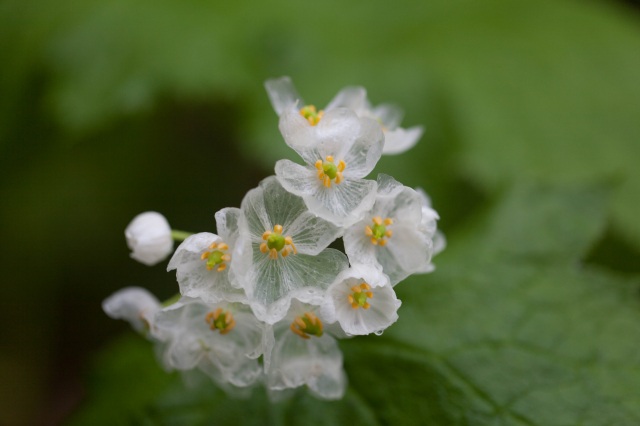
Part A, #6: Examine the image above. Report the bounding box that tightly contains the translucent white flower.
[265,76,422,155]
[321,264,401,336]
[326,87,424,155]
[167,208,246,304]
[275,107,384,227]
[125,211,173,266]
[152,296,264,388]
[344,174,435,285]
[234,176,349,324]
[415,188,446,274]
[102,286,161,333]
[263,300,346,400]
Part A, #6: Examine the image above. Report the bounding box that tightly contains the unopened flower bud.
[125,211,173,266]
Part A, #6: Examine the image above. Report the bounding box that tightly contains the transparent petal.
[167,233,246,304]
[343,221,378,266]
[278,107,316,151]
[275,160,320,197]
[374,175,423,224]
[246,248,349,323]
[215,207,243,247]
[329,279,400,336]
[102,287,161,332]
[265,76,303,116]
[288,108,362,165]
[267,326,345,400]
[379,224,432,285]
[342,117,385,178]
[304,178,377,228]
[382,126,424,155]
[325,86,367,111]
[285,210,342,256]
[371,103,404,129]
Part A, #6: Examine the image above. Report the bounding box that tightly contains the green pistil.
[372,224,387,240]
[353,291,368,307]
[206,250,225,269]
[323,161,338,179]
[300,105,322,125]
[213,313,228,331]
[302,316,323,337]
[267,233,285,251]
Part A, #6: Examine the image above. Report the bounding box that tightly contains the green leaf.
[75,182,640,425]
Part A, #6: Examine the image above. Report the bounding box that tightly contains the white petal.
[102,287,161,332]
[215,207,243,247]
[167,233,246,303]
[371,103,404,129]
[265,76,302,116]
[374,175,422,224]
[267,326,346,400]
[382,126,424,155]
[343,221,378,266]
[325,86,367,111]
[241,176,310,240]
[275,159,320,197]
[342,117,385,178]
[285,108,362,165]
[246,249,349,324]
[125,211,173,266]
[285,210,342,256]
[323,265,400,336]
[303,178,377,228]
[379,225,432,285]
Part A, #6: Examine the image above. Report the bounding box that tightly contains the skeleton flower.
[263,300,346,400]
[344,174,436,285]
[167,208,246,304]
[102,286,161,333]
[321,264,401,336]
[152,296,264,388]
[275,107,384,227]
[234,176,349,324]
[265,76,422,155]
[125,211,173,266]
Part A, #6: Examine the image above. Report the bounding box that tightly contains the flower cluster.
[104,77,444,400]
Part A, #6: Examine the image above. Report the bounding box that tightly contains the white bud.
[125,211,173,266]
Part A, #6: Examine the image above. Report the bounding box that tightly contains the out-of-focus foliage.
[1,0,639,424]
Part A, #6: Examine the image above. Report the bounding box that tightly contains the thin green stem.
[171,229,193,242]
[162,293,181,307]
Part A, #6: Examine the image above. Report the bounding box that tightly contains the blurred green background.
[2,0,640,424]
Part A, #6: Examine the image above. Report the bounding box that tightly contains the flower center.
[290,312,324,339]
[260,224,298,260]
[205,308,236,335]
[347,282,373,309]
[315,155,346,188]
[200,241,231,272]
[299,105,324,126]
[365,216,393,246]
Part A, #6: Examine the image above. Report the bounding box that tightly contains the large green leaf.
[72,182,640,425]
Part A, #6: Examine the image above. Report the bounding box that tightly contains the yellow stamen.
[274,224,283,234]
[385,230,393,238]
[315,160,323,170]
[373,216,383,226]
[384,218,393,226]
[364,226,373,236]
[262,231,271,240]
[209,242,218,249]
[337,160,346,172]
[269,248,278,259]
[326,155,334,162]
[260,243,268,253]
[200,251,210,260]
[323,175,331,188]
[217,264,227,272]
